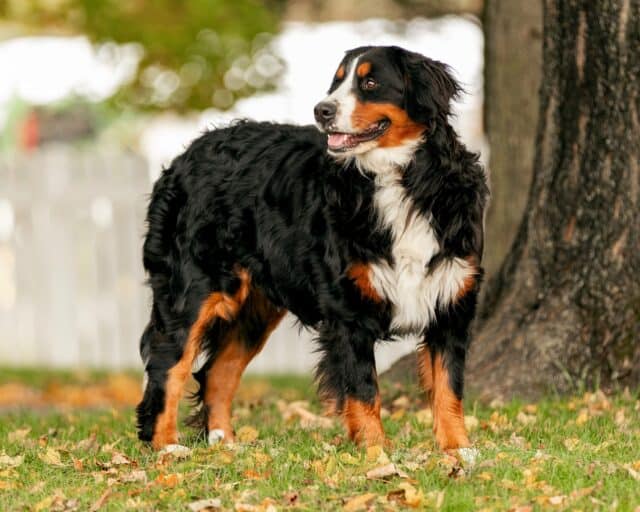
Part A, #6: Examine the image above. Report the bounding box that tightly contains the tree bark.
[483,0,542,276]
[385,0,640,400]
[469,0,640,399]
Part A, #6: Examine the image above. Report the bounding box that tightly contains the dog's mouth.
[327,119,390,152]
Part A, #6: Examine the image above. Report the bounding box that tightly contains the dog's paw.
[158,444,191,458]
[455,447,480,467]
[208,429,227,445]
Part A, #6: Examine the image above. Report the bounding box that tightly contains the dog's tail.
[143,166,183,276]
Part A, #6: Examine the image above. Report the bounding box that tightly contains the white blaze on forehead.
[324,56,359,132]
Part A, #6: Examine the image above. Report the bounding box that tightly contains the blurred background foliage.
[0,0,286,111]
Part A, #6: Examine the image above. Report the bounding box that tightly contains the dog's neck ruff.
[362,150,474,334]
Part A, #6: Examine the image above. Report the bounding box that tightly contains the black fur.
[136,45,488,444]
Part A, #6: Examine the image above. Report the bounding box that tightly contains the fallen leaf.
[39,447,64,466]
[623,464,640,481]
[188,498,222,511]
[158,444,191,459]
[121,470,147,483]
[366,463,407,480]
[516,411,536,425]
[111,452,132,465]
[397,482,424,507]
[89,488,112,512]
[0,452,23,468]
[8,428,31,443]
[277,400,333,429]
[464,415,479,431]
[156,473,181,487]
[563,438,580,451]
[236,426,259,443]
[343,492,377,511]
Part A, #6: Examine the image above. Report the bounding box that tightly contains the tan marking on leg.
[343,395,385,447]
[417,346,433,400]
[205,290,285,442]
[431,353,470,451]
[151,270,250,450]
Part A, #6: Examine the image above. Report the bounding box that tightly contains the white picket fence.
[0,146,413,373]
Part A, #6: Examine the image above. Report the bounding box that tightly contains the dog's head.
[314,46,461,167]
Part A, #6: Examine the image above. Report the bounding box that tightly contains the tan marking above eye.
[357,61,372,77]
[335,65,345,79]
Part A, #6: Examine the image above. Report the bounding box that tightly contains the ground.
[0,369,639,511]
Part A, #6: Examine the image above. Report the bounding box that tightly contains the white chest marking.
[368,173,474,332]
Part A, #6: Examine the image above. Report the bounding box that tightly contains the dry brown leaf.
[120,470,147,483]
[343,492,377,511]
[236,426,259,443]
[623,464,640,481]
[89,488,112,512]
[464,415,479,431]
[75,433,98,452]
[563,437,580,451]
[39,447,64,466]
[111,452,132,465]
[278,400,333,429]
[155,473,181,487]
[8,427,31,443]
[366,463,403,480]
[158,444,191,459]
[516,412,536,426]
[0,452,23,468]
[397,482,424,508]
[188,498,222,511]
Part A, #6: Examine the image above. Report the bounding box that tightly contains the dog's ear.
[397,49,462,125]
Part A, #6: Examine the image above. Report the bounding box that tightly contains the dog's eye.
[361,78,378,91]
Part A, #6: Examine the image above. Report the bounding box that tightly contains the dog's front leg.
[419,288,479,463]
[316,322,385,447]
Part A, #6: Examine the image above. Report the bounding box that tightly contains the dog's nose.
[314,101,337,124]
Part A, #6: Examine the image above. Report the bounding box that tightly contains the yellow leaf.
[39,447,64,466]
[398,482,424,508]
[343,492,377,511]
[236,426,259,443]
[477,472,493,481]
[415,408,433,425]
[576,409,589,426]
[0,452,23,468]
[563,438,580,451]
[464,415,479,431]
[339,452,360,465]
[366,445,389,465]
[8,428,31,443]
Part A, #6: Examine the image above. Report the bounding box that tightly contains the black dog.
[136,46,488,456]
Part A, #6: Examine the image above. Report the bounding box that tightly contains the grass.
[0,369,639,511]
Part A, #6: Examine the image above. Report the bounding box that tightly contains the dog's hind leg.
[141,270,251,450]
[201,289,285,445]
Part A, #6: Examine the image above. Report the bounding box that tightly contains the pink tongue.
[328,133,350,149]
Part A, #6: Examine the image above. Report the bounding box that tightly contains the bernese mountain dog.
[136,45,488,457]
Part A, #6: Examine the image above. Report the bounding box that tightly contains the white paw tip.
[159,444,191,458]
[208,429,226,445]
[457,447,480,466]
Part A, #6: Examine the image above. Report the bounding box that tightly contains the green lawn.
[0,369,639,511]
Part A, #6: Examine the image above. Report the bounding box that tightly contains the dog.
[136,45,488,457]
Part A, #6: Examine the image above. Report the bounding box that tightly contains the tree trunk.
[483,0,542,276]
[384,0,640,400]
[469,0,640,399]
